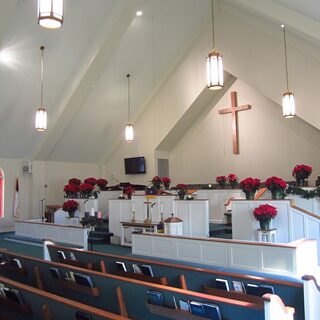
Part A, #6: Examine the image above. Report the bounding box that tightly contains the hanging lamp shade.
[35,46,47,132]
[206,0,223,90]
[38,0,64,29]
[207,50,224,90]
[282,91,295,118]
[125,74,134,142]
[281,25,295,118]
[35,107,47,131]
[125,124,134,142]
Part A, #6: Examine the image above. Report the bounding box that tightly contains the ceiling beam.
[32,0,146,161]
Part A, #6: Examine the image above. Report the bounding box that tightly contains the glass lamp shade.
[35,107,47,131]
[125,124,134,142]
[206,50,224,90]
[38,0,63,29]
[282,91,295,118]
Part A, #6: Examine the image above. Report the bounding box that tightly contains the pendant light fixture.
[206,0,223,90]
[35,46,47,132]
[38,0,64,29]
[281,24,295,118]
[125,74,134,142]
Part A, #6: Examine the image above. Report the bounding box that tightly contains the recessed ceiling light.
[136,10,143,16]
[0,50,11,64]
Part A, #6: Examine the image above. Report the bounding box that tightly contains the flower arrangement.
[96,178,108,191]
[216,176,227,188]
[84,177,97,186]
[162,177,171,189]
[265,176,286,199]
[62,200,79,218]
[292,164,312,186]
[123,184,135,199]
[253,204,277,230]
[63,183,80,197]
[175,184,188,200]
[227,174,238,188]
[239,177,260,199]
[68,178,81,185]
[151,176,162,189]
[79,183,94,198]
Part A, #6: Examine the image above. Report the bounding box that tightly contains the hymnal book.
[74,273,94,288]
[75,311,93,320]
[203,303,222,320]
[4,288,24,304]
[190,301,205,316]
[232,280,246,293]
[215,278,230,291]
[57,250,66,260]
[50,268,61,279]
[259,284,275,295]
[147,290,164,306]
[141,264,154,277]
[179,300,190,312]
[10,258,22,268]
[69,252,77,261]
[245,284,261,296]
[132,264,142,274]
[116,261,127,272]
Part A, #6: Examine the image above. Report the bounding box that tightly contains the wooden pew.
[45,243,304,319]
[302,275,320,320]
[0,249,294,320]
[0,276,129,320]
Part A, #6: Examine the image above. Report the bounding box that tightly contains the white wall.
[169,79,320,184]
[0,159,100,232]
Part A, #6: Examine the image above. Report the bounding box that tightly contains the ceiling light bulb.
[136,10,143,16]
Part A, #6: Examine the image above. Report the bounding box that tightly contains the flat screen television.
[124,157,146,174]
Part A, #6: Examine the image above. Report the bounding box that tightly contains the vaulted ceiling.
[0,0,319,163]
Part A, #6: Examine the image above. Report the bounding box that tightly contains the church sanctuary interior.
[0,0,320,319]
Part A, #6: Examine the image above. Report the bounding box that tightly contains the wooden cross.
[219,91,251,154]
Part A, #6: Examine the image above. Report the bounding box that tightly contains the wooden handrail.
[302,275,320,292]
[224,197,234,207]
[291,205,320,220]
[45,245,302,288]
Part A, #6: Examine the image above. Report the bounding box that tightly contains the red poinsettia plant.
[253,204,277,222]
[151,176,162,189]
[63,183,80,195]
[84,177,97,186]
[265,176,286,192]
[68,178,81,185]
[227,174,238,187]
[216,176,227,183]
[292,164,312,180]
[123,184,135,199]
[79,183,94,195]
[239,177,260,193]
[175,183,188,190]
[62,200,79,214]
[162,177,171,185]
[96,178,108,190]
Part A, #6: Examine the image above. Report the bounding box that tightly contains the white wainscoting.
[15,220,88,249]
[132,233,318,278]
[109,197,209,239]
[231,199,320,263]
[98,191,122,216]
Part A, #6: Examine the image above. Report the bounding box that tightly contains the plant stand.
[257,228,277,243]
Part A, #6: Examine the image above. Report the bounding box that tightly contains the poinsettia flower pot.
[259,219,271,230]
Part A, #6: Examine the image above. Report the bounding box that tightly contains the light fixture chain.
[282,26,289,91]
[40,46,44,106]
[127,74,131,122]
[211,0,215,49]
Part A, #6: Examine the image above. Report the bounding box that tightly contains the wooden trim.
[42,304,54,320]
[99,260,107,273]
[58,257,93,270]
[14,220,84,230]
[53,278,100,296]
[115,270,169,286]
[0,295,32,315]
[291,205,320,220]
[179,274,187,290]
[46,245,302,288]
[34,266,45,290]
[116,287,128,317]
[0,276,128,320]
[203,286,265,307]
[302,275,320,292]
[254,188,268,199]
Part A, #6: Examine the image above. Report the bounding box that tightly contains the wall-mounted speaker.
[22,161,32,175]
